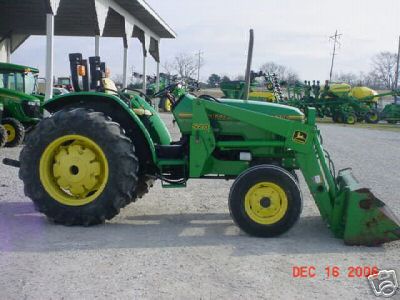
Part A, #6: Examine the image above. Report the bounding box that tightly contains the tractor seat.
[155,144,185,159]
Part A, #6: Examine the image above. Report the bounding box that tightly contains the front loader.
[5,50,400,246]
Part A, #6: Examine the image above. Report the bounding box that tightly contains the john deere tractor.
[220,71,283,103]
[0,102,7,147]
[4,52,399,246]
[0,62,42,147]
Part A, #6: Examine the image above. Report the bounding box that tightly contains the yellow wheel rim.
[39,135,109,206]
[347,116,355,124]
[244,182,288,225]
[370,113,378,121]
[4,124,15,143]
[164,98,172,112]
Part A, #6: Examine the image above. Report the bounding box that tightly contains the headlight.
[27,101,40,106]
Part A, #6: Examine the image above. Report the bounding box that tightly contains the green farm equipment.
[0,102,7,147]
[220,71,283,102]
[285,80,385,125]
[380,96,400,124]
[133,72,196,112]
[0,62,43,147]
[3,52,400,246]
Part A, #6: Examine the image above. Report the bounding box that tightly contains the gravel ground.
[0,113,399,300]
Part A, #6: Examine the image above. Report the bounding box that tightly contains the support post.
[45,13,54,101]
[142,54,147,92]
[156,61,160,92]
[395,36,400,104]
[5,38,10,63]
[95,35,100,57]
[122,41,128,88]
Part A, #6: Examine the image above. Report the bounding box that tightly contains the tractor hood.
[220,98,304,121]
[0,88,41,103]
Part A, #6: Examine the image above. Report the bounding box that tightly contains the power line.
[329,30,342,82]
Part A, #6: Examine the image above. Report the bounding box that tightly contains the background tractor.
[220,71,283,102]
[143,73,199,112]
[0,62,43,147]
[3,50,399,247]
[0,102,7,147]
[380,97,400,124]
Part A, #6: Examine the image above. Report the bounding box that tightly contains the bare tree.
[173,53,198,79]
[260,62,287,79]
[235,74,245,81]
[260,62,300,85]
[333,72,358,85]
[286,71,300,85]
[371,52,397,89]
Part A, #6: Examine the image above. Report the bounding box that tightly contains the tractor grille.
[22,102,41,118]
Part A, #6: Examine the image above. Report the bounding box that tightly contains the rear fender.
[43,92,157,163]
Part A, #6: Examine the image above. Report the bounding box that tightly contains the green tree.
[207,74,221,87]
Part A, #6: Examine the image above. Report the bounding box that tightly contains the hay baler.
[4,53,399,246]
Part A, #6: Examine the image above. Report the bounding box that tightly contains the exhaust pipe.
[244,29,254,101]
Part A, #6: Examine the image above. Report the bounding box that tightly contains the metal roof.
[0,0,176,40]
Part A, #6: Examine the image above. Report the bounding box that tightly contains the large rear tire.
[229,165,302,237]
[0,125,7,147]
[2,117,25,147]
[19,108,139,226]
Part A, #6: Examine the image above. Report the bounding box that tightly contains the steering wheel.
[121,88,153,105]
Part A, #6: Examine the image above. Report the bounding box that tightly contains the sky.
[11,0,400,82]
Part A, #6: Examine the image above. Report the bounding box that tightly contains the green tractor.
[220,71,283,103]
[145,73,198,112]
[0,102,7,147]
[0,62,43,147]
[4,52,400,246]
[380,96,400,124]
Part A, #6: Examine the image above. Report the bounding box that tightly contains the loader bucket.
[337,169,400,246]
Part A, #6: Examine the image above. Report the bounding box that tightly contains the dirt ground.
[0,113,399,299]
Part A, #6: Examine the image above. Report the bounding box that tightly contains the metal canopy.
[0,0,174,99]
[0,0,175,39]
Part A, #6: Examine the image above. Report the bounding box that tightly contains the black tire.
[159,96,172,112]
[345,113,357,125]
[229,165,302,237]
[365,110,379,124]
[332,112,342,123]
[2,117,25,147]
[19,108,139,226]
[0,125,7,148]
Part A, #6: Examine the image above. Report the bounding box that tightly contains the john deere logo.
[293,131,308,144]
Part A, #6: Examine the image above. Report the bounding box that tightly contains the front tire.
[345,113,356,125]
[2,117,25,147]
[19,108,139,226]
[365,110,379,124]
[229,165,302,237]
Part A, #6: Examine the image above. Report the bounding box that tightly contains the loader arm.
[194,99,400,245]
